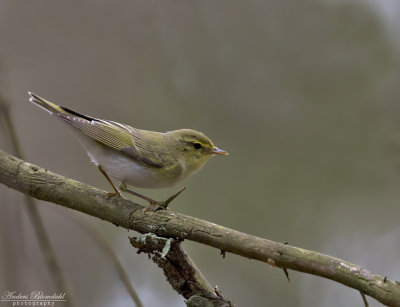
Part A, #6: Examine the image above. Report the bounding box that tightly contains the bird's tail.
[28,92,65,115]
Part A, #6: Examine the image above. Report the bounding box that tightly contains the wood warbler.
[28,92,228,210]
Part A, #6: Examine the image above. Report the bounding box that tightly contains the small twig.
[360,291,369,307]
[220,250,226,259]
[282,268,290,282]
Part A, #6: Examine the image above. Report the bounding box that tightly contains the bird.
[28,92,228,210]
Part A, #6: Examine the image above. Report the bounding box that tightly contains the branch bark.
[1,149,399,306]
[130,233,233,306]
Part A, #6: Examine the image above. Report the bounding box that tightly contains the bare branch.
[0,149,399,307]
[130,233,233,306]
[360,291,369,307]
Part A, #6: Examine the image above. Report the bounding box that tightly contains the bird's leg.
[119,182,157,203]
[98,165,125,199]
[119,183,186,212]
[156,186,186,210]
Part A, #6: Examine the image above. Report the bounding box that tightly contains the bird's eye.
[193,142,202,149]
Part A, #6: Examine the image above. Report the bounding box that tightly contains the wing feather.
[58,112,164,168]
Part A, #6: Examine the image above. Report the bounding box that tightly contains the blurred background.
[1,0,400,306]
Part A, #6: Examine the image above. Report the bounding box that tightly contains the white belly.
[76,135,180,189]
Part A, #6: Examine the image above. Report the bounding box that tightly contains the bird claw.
[142,203,168,213]
[143,187,186,212]
[105,191,127,200]
[106,192,119,199]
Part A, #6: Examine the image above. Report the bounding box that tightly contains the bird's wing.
[58,106,164,168]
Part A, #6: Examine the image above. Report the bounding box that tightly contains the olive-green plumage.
[29,92,228,204]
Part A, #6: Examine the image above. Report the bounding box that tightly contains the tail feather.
[28,92,65,115]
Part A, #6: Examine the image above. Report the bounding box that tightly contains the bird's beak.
[211,147,229,156]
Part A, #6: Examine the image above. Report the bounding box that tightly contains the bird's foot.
[119,183,186,212]
[105,191,127,200]
[143,187,186,212]
[105,191,119,199]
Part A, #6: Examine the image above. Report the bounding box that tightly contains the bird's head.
[166,129,228,174]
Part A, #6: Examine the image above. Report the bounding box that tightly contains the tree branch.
[130,233,233,306]
[0,149,399,307]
